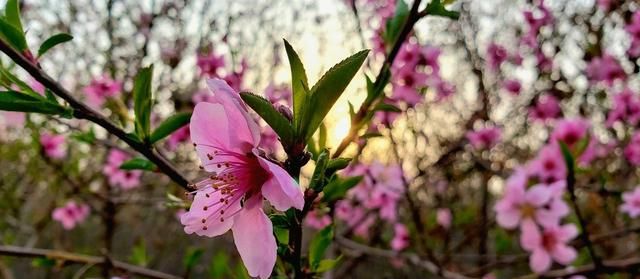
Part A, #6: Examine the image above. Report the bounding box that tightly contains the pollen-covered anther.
[220,217,224,222]
[201,219,206,223]
[203,206,208,211]
[202,226,208,230]
[207,153,213,160]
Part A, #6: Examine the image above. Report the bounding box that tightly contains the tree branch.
[0,245,180,279]
[0,38,192,191]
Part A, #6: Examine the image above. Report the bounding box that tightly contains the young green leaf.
[239,92,294,146]
[309,149,329,191]
[322,175,363,202]
[130,241,149,267]
[302,49,369,141]
[4,0,24,33]
[325,157,352,175]
[269,214,291,229]
[183,247,204,271]
[149,112,191,144]
[119,157,156,171]
[0,17,28,51]
[283,39,309,133]
[383,0,410,45]
[0,90,72,117]
[309,226,334,270]
[374,102,402,112]
[425,0,460,20]
[0,66,44,97]
[133,66,154,141]
[315,256,342,273]
[318,122,327,150]
[37,33,73,58]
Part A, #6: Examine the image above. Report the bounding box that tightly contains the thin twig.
[0,245,181,279]
[0,38,192,190]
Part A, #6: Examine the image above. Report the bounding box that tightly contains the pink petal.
[525,185,552,206]
[520,219,541,251]
[181,189,239,237]
[257,155,304,211]
[206,78,261,146]
[496,208,521,229]
[530,248,552,273]
[559,224,579,241]
[232,197,276,279]
[551,244,577,265]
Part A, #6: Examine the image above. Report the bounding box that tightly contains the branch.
[335,236,474,279]
[0,245,180,279]
[0,38,192,191]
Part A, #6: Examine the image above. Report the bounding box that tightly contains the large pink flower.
[520,222,578,273]
[181,79,303,279]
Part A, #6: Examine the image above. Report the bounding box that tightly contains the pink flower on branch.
[102,149,142,190]
[621,187,640,218]
[40,132,66,159]
[466,126,502,150]
[529,94,561,122]
[180,79,303,279]
[391,223,410,251]
[52,201,90,230]
[83,75,122,108]
[520,222,578,273]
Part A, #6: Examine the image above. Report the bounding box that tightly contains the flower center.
[520,203,536,218]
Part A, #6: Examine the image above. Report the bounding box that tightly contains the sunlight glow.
[332,117,351,145]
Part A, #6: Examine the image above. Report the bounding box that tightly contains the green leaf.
[309,226,334,270]
[4,0,23,33]
[374,102,402,113]
[0,17,28,51]
[31,258,56,268]
[283,39,309,134]
[322,175,363,202]
[309,150,329,191]
[302,50,369,141]
[0,65,40,97]
[183,247,204,271]
[130,241,148,267]
[37,33,73,58]
[208,252,231,279]
[383,0,410,45]
[316,256,342,273]
[559,141,575,175]
[425,0,460,19]
[119,157,156,171]
[269,214,291,229]
[149,112,191,144]
[133,66,154,141]
[274,227,289,244]
[0,90,72,117]
[240,92,294,146]
[318,122,327,150]
[325,158,351,175]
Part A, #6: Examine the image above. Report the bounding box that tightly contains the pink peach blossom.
[606,88,640,127]
[305,210,332,229]
[486,43,508,71]
[166,125,190,151]
[551,118,589,147]
[585,54,626,86]
[502,79,521,95]
[529,94,561,121]
[620,187,640,218]
[83,75,122,108]
[528,143,567,184]
[102,149,142,190]
[52,201,90,230]
[40,132,66,159]
[466,126,502,150]
[196,50,225,77]
[180,79,303,279]
[624,132,640,166]
[391,223,410,251]
[436,208,452,229]
[520,222,578,273]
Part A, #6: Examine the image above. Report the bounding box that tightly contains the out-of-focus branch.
[0,38,192,191]
[332,0,426,158]
[0,245,180,279]
[335,236,473,279]
[516,257,640,279]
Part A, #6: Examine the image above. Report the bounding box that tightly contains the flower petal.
[232,197,276,279]
[496,208,521,229]
[257,154,304,211]
[206,78,261,146]
[520,219,541,251]
[525,185,552,206]
[551,244,577,265]
[181,189,239,237]
[530,248,552,273]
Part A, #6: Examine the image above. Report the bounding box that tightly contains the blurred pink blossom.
[520,222,578,273]
[102,149,142,190]
[624,132,640,166]
[466,126,502,150]
[486,43,508,71]
[52,201,90,230]
[529,94,561,121]
[527,143,566,184]
[436,208,452,229]
[40,132,66,159]
[391,223,410,251]
[606,88,640,127]
[83,76,122,108]
[620,187,640,218]
[196,50,225,77]
[551,118,589,147]
[305,210,332,229]
[585,54,626,86]
[502,79,521,95]
[166,125,190,151]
